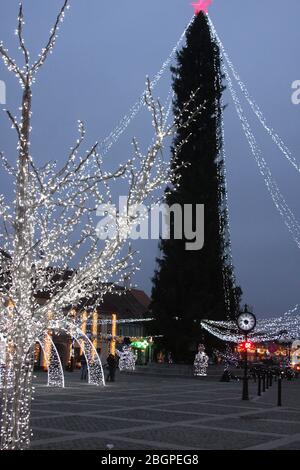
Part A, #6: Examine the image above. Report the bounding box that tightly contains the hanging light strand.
[202,303,300,343]
[216,51,300,249]
[208,15,300,175]
[99,17,195,159]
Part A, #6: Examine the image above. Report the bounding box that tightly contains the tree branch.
[31,0,70,74]
[17,3,30,71]
[6,110,21,140]
[0,42,25,85]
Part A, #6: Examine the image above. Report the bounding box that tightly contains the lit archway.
[36,333,65,388]
[48,322,105,386]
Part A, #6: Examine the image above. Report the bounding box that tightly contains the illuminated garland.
[0,4,203,450]
[216,97,239,318]
[208,15,300,175]
[0,334,5,388]
[208,16,300,250]
[47,321,105,386]
[194,344,209,376]
[36,333,65,388]
[99,17,195,159]
[1,3,298,450]
[213,345,239,371]
[73,329,105,386]
[100,334,163,341]
[85,317,154,325]
[202,304,300,343]
[116,346,136,372]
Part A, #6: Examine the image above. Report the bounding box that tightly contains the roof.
[130,289,151,309]
[0,254,151,318]
[100,289,151,319]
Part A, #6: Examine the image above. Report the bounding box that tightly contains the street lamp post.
[148,337,153,364]
[237,305,257,402]
[242,334,249,400]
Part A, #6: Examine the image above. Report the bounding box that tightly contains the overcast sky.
[0,0,300,318]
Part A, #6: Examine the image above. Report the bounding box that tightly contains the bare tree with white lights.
[0,2,203,449]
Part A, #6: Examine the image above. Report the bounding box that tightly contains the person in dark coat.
[80,354,88,381]
[106,354,117,382]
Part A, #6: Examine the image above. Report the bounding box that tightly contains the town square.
[0,0,300,457]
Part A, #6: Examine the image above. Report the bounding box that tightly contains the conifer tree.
[151,12,241,362]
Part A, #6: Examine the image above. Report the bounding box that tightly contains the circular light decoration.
[237,310,257,333]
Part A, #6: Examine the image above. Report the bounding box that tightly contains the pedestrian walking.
[106,353,117,382]
[80,354,88,381]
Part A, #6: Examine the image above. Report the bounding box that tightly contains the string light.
[1,3,297,450]
[98,17,195,159]
[85,317,154,325]
[47,322,105,387]
[221,55,300,249]
[217,98,239,318]
[201,303,300,343]
[116,345,136,372]
[194,344,209,376]
[36,333,65,388]
[213,345,239,371]
[207,15,300,175]
[0,5,202,450]
[208,16,300,251]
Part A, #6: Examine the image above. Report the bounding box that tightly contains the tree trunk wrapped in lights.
[1,342,35,449]
[0,2,203,449]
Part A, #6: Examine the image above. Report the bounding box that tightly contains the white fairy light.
[219,56,300,249]
[213,345,239,371]
[98,17,195,158]
[116,345,136,372]
[0,5,202,450]
[37,324,105,388]
[202,303,300,343]
[208,15,300,175]
[36,334,65,388]
[71,327,105,386]
[194,344,209,377]
[216,95,239,319]
[207,16,300,251]
[85,317,154,325]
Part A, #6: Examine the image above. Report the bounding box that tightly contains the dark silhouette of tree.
[151,12,242,362]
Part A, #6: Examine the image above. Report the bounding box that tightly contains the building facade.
[35,287,151,370]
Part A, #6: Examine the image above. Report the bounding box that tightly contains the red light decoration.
[240,341,253,351]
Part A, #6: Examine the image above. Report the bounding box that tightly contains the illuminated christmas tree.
[151,12,241,362]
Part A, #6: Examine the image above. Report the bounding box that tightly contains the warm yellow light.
[69,309,76,319]
[110,314,117,355]
[80,311,88,354]
[41,332,52,371]
[92,311,98,357]
[6,299,14,308]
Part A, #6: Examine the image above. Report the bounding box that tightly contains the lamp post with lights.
[237,305,257,401]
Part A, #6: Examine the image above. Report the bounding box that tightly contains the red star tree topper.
[191,0,213,15]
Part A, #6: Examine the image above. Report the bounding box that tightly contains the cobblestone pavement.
[29,371,300,450]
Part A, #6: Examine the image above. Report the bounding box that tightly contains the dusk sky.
[0,0,300,318]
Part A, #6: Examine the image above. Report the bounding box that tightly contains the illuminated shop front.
[34,286,151,371]
[235,341,295,363]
